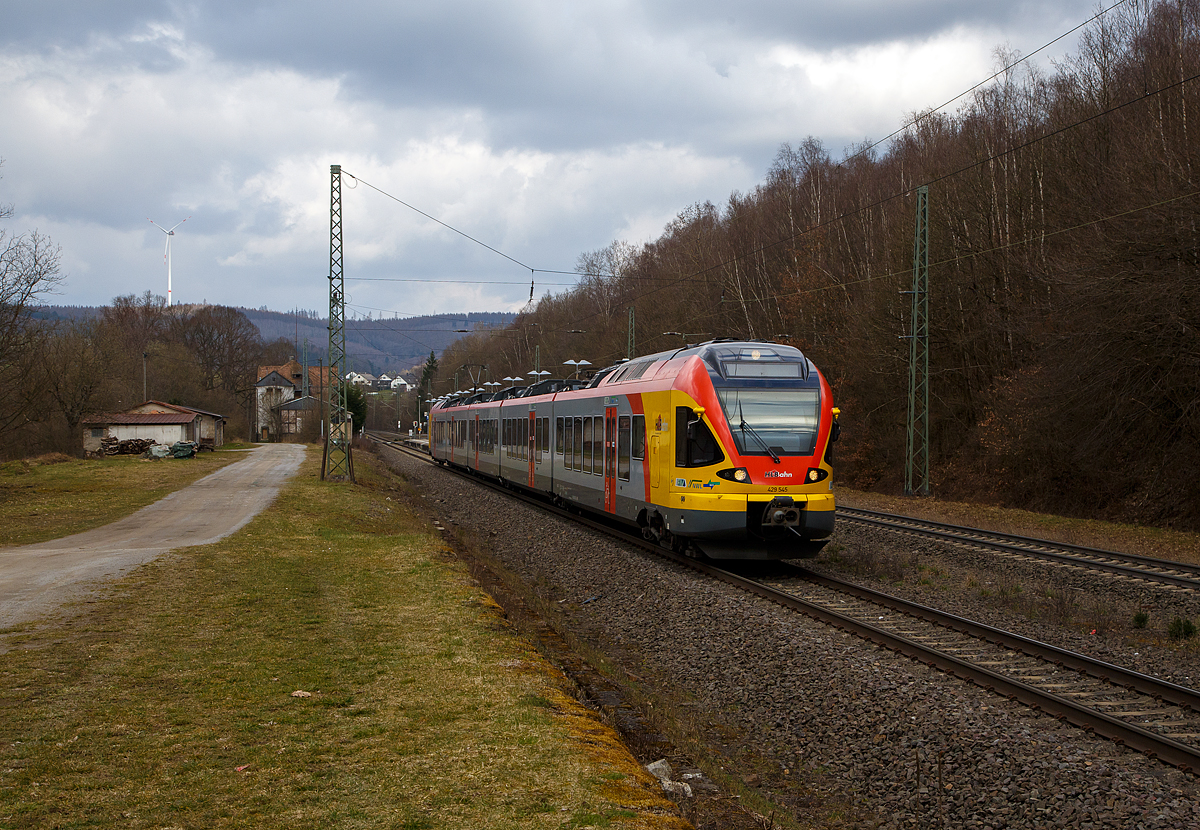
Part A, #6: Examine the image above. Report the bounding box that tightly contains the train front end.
[662,341,838,559]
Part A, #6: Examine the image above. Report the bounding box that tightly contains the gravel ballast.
[380,445,1200,829]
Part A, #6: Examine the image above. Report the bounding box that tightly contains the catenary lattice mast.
[322,164,354,482]
[905,185,929,496]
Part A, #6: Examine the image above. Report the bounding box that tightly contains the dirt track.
[0,443,305,630]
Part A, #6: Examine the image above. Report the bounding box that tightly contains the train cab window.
[556,417,564,454]
[675,406,724,468]
[573,417,583,471]
[632,415,645,460]
[618,415,631,481]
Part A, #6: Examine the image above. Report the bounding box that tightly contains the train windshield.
[716,387,820,456]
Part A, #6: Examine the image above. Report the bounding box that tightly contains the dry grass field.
[0,450,684,829]
[0,450,246,548]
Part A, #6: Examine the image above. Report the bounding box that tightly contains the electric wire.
[543,65,1200,335]
[337,0,1134,301]
[334,2,1193,371]
[839,0,1133,169]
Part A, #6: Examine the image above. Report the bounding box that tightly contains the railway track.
[366,432,1200,772]
[838,506,1200,592]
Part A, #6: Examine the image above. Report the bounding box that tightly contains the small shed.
[160,403,226,448]
[81,401,227,455]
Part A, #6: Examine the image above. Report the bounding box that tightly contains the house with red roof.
[82,401,227,455]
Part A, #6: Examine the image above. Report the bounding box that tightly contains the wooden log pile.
[99,437,158,456]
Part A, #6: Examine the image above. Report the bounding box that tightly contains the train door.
[650,434,660,488]
[604,406,617,513]
[528,411,536,487]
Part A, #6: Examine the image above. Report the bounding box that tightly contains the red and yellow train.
[429,339,839,559]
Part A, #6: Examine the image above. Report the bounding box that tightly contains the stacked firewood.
[99,437,158,455]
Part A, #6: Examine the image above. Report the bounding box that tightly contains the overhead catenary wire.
[544,65,1200,336]
[838,0,1134,170]
[337,1,1193,352]
[337,1,1134,298]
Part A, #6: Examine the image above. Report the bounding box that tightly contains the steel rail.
[788,566,1200,712]
[367,433,1200,772]
[839,507,1200,591]
[694,559,1200,773]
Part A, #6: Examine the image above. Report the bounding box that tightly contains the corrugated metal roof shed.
[83,412,198,425]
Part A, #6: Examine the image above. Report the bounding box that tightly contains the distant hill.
[35,305,515,377]
[241,308,516,375]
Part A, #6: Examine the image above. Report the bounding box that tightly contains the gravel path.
[381,446,1200,830]
[0,444,305,630]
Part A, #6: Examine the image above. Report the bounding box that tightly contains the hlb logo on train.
[764,470,793,479]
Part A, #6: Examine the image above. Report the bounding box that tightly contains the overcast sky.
[0,0,1099,319]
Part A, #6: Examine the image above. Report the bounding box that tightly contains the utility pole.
[142,352,148,402]
[905,185,930,496]
[322,164,354,482]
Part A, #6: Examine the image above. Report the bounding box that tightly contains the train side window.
[582,417,593,474]
[632,415,645,460]
[618,415,631,481]
[556,417,564,454]
[564,416,574,468]
[573,417,583,471]
[675,406,724,467]
[540,418,549,462]
[595,417,604,476]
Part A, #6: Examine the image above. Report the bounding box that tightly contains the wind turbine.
[148,216,190,306]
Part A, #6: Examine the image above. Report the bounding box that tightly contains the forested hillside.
[37,306,515,377]
[438,1,1200,529]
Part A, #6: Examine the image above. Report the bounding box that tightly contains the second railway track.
[838,506,1200,592]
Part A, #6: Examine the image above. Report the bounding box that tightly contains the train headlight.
[717,467,750,483]
[806,467,829,483]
